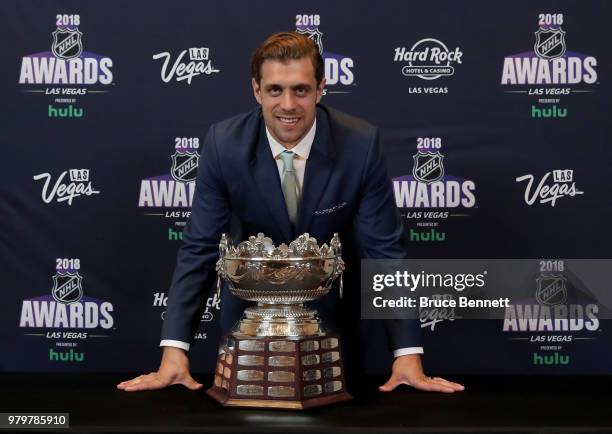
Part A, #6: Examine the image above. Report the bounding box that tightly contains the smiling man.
[117,32,464,395]
[255,57,317,147]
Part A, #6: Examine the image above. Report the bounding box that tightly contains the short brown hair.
[251,32,324,85]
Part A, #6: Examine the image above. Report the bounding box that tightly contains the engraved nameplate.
[239,340,265,351]
[300,340,320,352]
[301,354,320,366]
[302,369,322,381]
[238,355,264,366]
[268,386,295,398]
[237,370,264,382]
[323,366,341,378]
[321,338,338,349]
[321,351,340,363]
[268,371,294,382]
[268,356,295,367]
[324,380,343,393]
[236,384,263,396]
[269,341,296,352]
[303,384,322,397]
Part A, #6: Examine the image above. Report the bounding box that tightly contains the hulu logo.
[49,348,84,362]
[410,228,446,242]
[532,351,569,366]
[168,227,184,241]
[48,104,84,118]
[531,105,567,118]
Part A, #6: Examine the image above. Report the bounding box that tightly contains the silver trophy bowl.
[215,232,344,337]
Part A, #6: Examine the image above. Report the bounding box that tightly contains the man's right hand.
[116,346,203,392]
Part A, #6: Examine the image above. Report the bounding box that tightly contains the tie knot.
[280,150,295,172]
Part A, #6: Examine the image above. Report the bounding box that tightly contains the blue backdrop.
[1,0,610,374]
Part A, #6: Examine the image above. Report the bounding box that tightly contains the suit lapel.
[249,119,294,243]
[297,107,335,235]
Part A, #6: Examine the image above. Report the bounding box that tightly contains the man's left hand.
[379,354,465,393]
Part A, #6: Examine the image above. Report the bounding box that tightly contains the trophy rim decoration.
[221,232,340,260]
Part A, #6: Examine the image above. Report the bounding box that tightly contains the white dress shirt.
[160,119,423,357]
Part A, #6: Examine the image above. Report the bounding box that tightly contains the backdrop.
[1,0,611,374]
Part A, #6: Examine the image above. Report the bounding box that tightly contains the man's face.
[252,57,325,149]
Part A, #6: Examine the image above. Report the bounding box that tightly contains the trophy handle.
[337,258,344,299]
[324,259,345,299]
[330,233,344,299]
[215,269,222,302]
[216,233,231,302]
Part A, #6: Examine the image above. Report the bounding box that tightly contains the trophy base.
[207,332,352,410]
[206,387,352,410]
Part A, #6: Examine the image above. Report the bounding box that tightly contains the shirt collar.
[266,119,316,160]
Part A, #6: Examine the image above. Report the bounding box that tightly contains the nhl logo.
[51,27,83,60]
[534,27,566,60]
[535,274,567,306]
[297,28,324,54]
[52,272,83,304]
[171,151,199,183]
[412,152,444,184]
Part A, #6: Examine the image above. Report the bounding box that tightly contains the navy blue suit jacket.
[161,104,421,354]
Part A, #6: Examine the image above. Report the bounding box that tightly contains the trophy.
[206,232,352,409]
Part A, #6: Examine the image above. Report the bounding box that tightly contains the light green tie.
[280,150,299,224]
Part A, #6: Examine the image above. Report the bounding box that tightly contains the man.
[118,32,463,394]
